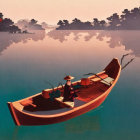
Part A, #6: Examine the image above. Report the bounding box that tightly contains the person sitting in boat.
[63,75,75,102]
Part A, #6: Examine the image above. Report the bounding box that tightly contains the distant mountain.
[41,22,56,29]
[15,19,45,31]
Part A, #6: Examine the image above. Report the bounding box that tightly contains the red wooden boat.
[7,58,121,126]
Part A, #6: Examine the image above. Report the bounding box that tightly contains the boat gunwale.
[9,58,121,118]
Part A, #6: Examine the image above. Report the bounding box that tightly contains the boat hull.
[8,90,110,126]
[7,58,121,126]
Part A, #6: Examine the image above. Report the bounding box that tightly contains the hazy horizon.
[1,0,140,25]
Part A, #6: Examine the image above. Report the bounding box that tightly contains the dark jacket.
[63,84,74,102]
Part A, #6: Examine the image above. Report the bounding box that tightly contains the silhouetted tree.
[120,7,140,29]
[57,20,64,26]
[131,8,139,17]
[2,18,14,27]
[100,20,106,29]
[56,6,140,30]
[0,12,3,19]
[72,18,81,24]
[30,19,38,25]
[71,18,89,29]
[107,13,120,29]
[84,21,93,29]
[57,19,93,30]
[63,20,69,26]
[93,18,100,29]
[0,12,21,32]
[0,18,14,31]
[122,9,131,18]
[120,9,131,29]
[9,25,21,33]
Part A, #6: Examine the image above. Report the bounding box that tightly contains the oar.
[120,53,135,70]
[84,73,111,86]
[121,53,129,65]
[44,80,55,91]
[121,58,135,70]
[57,82,64,89]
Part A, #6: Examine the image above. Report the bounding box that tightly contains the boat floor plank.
[23,99,85,115]
[77,82,109,102]
[23,108,72,115]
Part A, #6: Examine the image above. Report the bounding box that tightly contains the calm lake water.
[0,30,140,140]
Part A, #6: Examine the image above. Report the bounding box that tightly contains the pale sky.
[0,0,140,25]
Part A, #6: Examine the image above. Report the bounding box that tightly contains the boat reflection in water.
[65,107,102,133]
[12,127,19,140]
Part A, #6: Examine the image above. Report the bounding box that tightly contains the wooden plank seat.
[20,99,37,108]
[100,77,114,86]
[55,97,74,108]
[90,73,108,82]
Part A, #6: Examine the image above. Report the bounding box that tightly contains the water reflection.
[65,115,100,133]
[0,30,46,55]
[12,127,19,140]
[65,108,102,133]
[97,31,140,57]
[47,30,98,42]
[47,30,71,42]
[47,30,140,57]
[0,29,139,57]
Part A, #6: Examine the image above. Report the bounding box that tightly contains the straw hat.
[64,75,75,80]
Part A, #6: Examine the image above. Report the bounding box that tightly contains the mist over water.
[0,30,139,140]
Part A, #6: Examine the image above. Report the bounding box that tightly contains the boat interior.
[14,59,120,115]
[15,71,114,115]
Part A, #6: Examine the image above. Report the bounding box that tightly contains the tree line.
[56,7,140,30]
[15,19,45,31]
[0,12,44,33]
[0,12,21,33]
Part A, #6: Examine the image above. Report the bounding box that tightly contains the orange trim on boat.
[7,102,21,126]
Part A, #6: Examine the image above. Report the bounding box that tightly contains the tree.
[100,20,106,29]
[63,20,69,26]
[84,21,93,29]
[30,19,38,25]
[2,18,14,26]
[107,13,120,29]
[72,18,81,24]
[122,9,130,18]
[9,25,21,33]
[93,18,100,29]
[120,8,140,29]
[57,20,64,26]
[131,8,139,16]
[120,9,131,29]
[0,12,3,19]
